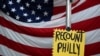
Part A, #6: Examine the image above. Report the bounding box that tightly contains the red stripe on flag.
[72,0,100,13]
[85,42,100,56]
[0,35,52,56]
[72,16,100,31]
[53,0,100,15]
[53,6,66,15]
[0,35,100,56]
[0,16,100,37]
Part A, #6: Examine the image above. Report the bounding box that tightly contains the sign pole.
[66,0,72,31]
[53,1,85,56]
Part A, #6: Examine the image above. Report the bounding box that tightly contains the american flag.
[0,0,100,56]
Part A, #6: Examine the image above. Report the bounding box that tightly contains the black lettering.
[74,34,80,42]
[56,31,61,41]
[73,43,77,54]
[57,42,62,53]
[77,31,84,42]
[69,43,73,54]
[67,42,69,51]
[60,32,64,40]
[61,32,66,41]
[76,44,80,56]
[70,33,75,41]
[64,32,72,41]
[62,43,67,52]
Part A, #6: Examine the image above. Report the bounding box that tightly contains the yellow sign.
[53,29,85,56]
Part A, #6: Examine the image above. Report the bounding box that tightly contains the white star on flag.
[8,1,13,5]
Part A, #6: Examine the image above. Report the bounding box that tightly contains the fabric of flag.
[0,0,100,56]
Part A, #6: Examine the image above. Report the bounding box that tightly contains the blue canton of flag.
[0,0,53,23]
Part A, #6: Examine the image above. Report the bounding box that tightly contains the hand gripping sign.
[53,0,85,56]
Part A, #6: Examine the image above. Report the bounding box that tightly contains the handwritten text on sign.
[53,29,85,56]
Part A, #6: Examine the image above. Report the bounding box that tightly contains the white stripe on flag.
[0,45,28,56]
[0,25,100,48]
[91,54,100,56]
[54,0,85,9]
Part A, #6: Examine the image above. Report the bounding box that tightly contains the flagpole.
[66,0,72,31]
